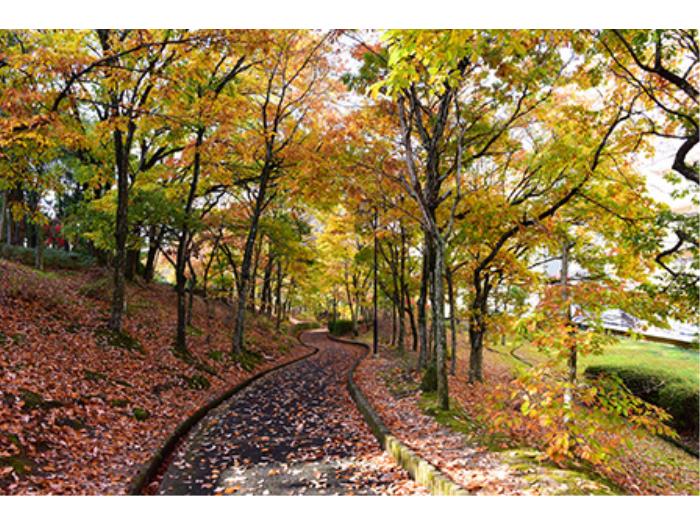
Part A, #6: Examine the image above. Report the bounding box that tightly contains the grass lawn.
[488,335,698,390]
[580,338,699,389]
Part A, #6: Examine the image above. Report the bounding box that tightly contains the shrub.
[0,244,94,270]
[289,321,320,339]
[585,365,699,437]
[420,361,438,392]
[328,319,354,336]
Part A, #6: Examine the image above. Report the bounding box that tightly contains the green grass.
[580,338,699,389]
[490,336,698,391]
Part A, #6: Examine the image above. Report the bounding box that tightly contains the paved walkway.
[158,331,423,495]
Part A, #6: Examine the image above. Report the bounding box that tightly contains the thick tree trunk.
[468,273,489,383]
[468,319,484,383]
[125,248,139,281]
[432,236,449,410]
[108,126,132,333]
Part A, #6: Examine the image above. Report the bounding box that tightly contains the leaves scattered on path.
[158,331,425,495]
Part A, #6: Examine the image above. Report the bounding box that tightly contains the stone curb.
[327,334,469,496]
[127,339,319,495]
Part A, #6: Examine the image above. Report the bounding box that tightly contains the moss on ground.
[132,407,150,421]
[95,328,144,354]
[232,349,264,372]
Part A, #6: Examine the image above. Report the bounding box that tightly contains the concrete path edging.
[327,334,469,496]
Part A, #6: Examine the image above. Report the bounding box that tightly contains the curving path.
[157,330,424,495]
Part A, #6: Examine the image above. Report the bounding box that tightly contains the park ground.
[1,258,698,495]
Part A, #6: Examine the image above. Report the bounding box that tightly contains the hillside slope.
[0,259,308,494]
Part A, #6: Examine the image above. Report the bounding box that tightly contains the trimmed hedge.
[0,244,94,270]
[585,365,699,437]
[289,321,320,339]
[328,319,354,336]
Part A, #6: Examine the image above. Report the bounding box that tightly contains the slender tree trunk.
[390,302,397,345]
[404,283,418,353]
[562,241,577,384]
[144,225,162,282]
[175,127,204,353]
[186,261,196,328]
[202,230,222,346]
[34,215,44,271]
[274,259,283,330]
[232,164,271,354]
[397,226,407,352]
[344,272,357,334]
[417,237,430,369]
[248,234,263,312]
[447,266,457,376]
[261,252,274,316]
[0,190,6,245]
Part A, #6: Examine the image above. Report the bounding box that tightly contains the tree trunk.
[274,259,283,330]
[0,190,6,245]
[561,241,577,385]
[34,219,44,270]
[186,255,197,328]
[108,124,133,333]
[144,225,163,282]
[432,235,449,410]
[248,234,262,312]
[404,283,418,353]
[261,252,274,316]
[125,248,139,281]
[417,237,431,369]
[447,266,457,376]
[397,226,407,352]
[345,272,358,334]
[232,164,271,354]
[468,273,489,383]
[175,127,204,353]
